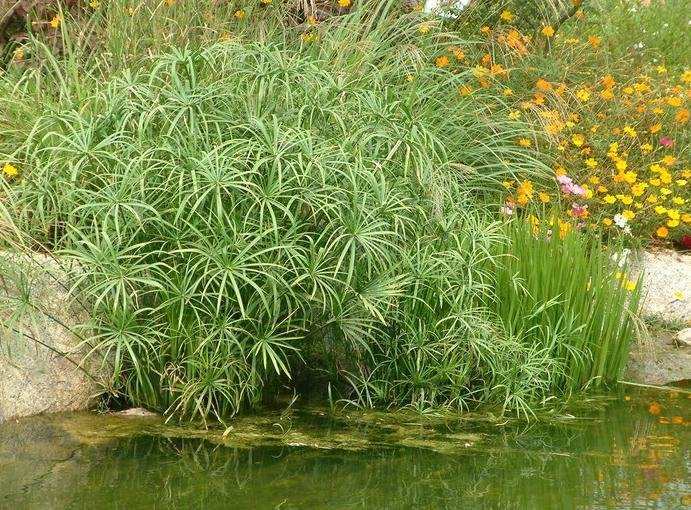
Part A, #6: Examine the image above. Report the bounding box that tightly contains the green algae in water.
[1,389,689,509]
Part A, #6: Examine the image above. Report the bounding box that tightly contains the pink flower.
[557,174,586,197]
[571,203,588,218]
[660,136,674,148]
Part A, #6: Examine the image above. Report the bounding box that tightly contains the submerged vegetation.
[0,1,661,422]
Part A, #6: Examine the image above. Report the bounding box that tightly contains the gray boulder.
[0,252,107,422]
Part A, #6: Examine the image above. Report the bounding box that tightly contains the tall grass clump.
[0,3,641,421]
[493,217,642,405]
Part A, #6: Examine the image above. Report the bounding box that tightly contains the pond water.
[0,388,688,509]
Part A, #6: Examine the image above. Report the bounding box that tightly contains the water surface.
[0,389,688,509]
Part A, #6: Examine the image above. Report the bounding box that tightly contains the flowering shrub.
[438,0,690,243]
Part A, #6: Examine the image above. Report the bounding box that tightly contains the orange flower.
[536,78,552,91]
[588,35,601,48]
[648,402,662,415]
[656,226,669,238]
[601,75,615,89]
[435,55,450,68]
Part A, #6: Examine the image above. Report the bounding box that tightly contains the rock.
[625,326,691,386]
[622,250,690,386]
[0,252,108,422]
[629,249,691,322]
[114,408,158,418]
[676,328,691,348]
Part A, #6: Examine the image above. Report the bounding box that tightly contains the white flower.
[613,214,628,228]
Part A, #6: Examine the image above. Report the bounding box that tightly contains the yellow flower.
[500,10,514,22]
[458,85,473,96]
[588,175,600,184]
[234,9,245,19]
[2,163,19,178]
[662,156,677,166]
[625,280,636,292]
[517,180,534,197]
[571,134,585,147]
[454,48,465,61]
[603,195,616,204]
[518,138,532,148]
[89,0,100,8]
[682,70,691,84]
[682,213,691,223]
[675,108,689,124]
[649,123,662,134]
[502,180,514,189]
[490,63,507,76]
[508,110,520,120]
[419,23,431,34]
[672,197,685,205]
[673,291,685,301]
[576,89,591,102]
[647,194,658,203]
[615,160,628,172]
[585,158,598,169]
[634,82,650,93]
[623,126,637,138]
[13,47,24,61]
[660,187,672,196]
[620,195,633,205]
[656,226,669,238]
[641,143,653,153]
[541,25,555,38]
[656,65,667,74]
[666,96,683,107]
[667,209,680,220]
[667,219,680,228]
[622,210,635,221]
[602,218,613,226]
[435,55,450,68]
[558,220,571,239]
[623,171,637,184]
[538,192,551,203]
[338,0,352,7]
[50,15,61,28]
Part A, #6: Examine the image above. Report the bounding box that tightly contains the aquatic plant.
[493,216,643,399]
[0,2,643,422]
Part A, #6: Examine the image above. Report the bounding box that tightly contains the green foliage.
[0,4,642,422]
[494,218,643,399]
